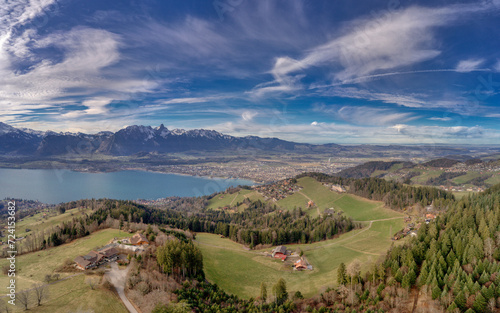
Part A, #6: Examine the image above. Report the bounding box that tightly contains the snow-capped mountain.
[0,122,43,155]
[0,122,321,156]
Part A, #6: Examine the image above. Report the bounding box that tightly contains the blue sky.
[1,0,500,144]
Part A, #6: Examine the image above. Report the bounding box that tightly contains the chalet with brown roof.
[99,246,119,258]
[74,246,119,270]
[74,256,94,270]
[294,258,307,270]
[130,233,149,245]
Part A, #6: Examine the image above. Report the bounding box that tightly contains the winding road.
[106,263,139,313]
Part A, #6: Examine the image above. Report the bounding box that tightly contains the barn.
[272,246,287,261]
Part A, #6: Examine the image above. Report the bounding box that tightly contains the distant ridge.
[0,122,499,158]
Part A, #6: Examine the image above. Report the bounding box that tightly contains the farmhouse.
[74,255,94,270]
[99,246,119,261]
[272,246,287,261]
[294,258,307,270]
[130,233,149,245]
[74,246,119,270]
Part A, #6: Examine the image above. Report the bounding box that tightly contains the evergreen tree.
[272,278,288,305]
[337,263,347,286]
[260,282,267,301]
[472,293,487,313]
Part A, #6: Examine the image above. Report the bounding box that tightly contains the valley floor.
[196,214,405,299]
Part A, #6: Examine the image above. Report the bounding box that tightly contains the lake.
[0,168,253,204]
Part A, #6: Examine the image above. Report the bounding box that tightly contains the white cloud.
[161,95,232,105]
[241,110,258,121]
[213,120,497,144]
[252,3,493,96]
[337,106,418,126]
[390,124,486,139]
[494,60,500,72]
[455,58,485,72]
[311,121,318,126]
[428,117,452,121]
[318,87,428,108]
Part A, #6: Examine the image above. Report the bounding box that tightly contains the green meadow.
[197,176,405,299]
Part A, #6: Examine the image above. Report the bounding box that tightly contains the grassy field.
[0,274,128,313]
[207,189,265,211]
[485,174,500,186]
[197,176,405,299]
[452,191,474,200]
[451,172,484,185]
[13,207,92,238]
[277,177,343,217]
[276,177,401,221]
[0,229,132,290]
[0,229,132,312]
[197,215,404,299]
[410,170,443,184]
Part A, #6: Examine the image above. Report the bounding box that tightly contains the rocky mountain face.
[0,122,42,155]
[0,122,330,156]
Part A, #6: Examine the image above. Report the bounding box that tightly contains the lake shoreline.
[0,168,254,204]
[0,165,257,185]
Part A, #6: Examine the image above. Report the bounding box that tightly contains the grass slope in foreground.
[0,229,131,312]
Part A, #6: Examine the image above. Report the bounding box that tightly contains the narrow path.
[229,192,240,206]
[297,191,321,216]
[298,191,313,201]
[106,263,139,313]
[305,221,374,251]
[353,216,404,223]
[411,288,419,313]
[341,244,384,256]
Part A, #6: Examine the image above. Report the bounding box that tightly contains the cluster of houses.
[440,185,485,193]
[270,245,312,271]
[393,211,440,241]
[254,179,302,202]
[74,233,149,270]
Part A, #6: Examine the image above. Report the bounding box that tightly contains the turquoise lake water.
[0,168,253,204]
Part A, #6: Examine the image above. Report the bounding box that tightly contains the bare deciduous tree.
[347,259,361,306]
[32,283,49,306]
[0,298,12,313]
[484,237,495,260]
[16,290,30,311]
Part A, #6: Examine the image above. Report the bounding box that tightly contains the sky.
[1,0,500,144]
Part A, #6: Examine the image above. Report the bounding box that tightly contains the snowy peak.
[0,122,19,135]
[0,121,309,156]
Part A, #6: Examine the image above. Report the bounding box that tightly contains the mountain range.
[1,122,499,158]
[0,122,339,157]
